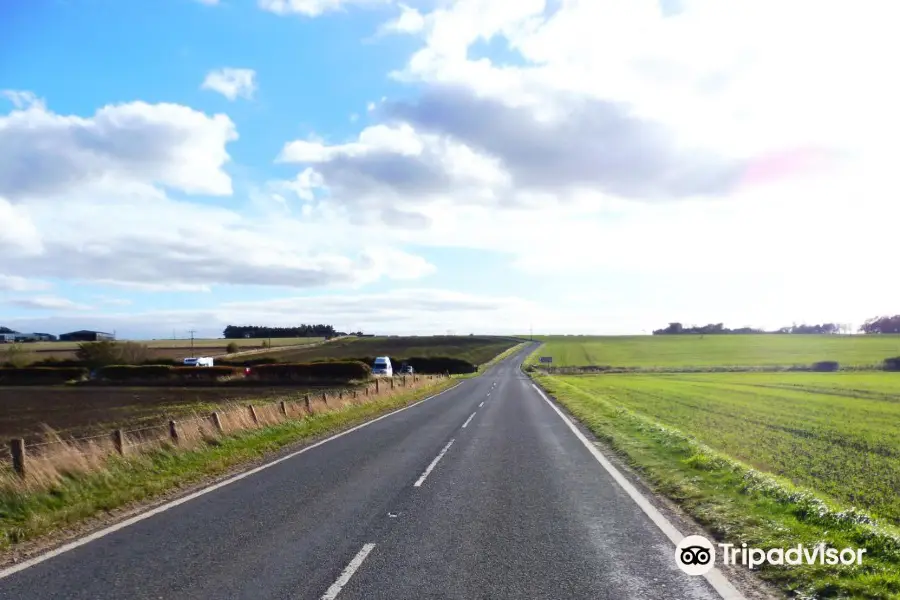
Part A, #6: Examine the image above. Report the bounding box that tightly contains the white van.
[183,357,214,367]
[372,356,392,377]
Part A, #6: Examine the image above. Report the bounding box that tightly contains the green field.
[551,371,900,525]
[250,335,521,365]
[528,334,900,368]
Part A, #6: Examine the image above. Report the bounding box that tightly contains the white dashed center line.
[462,411,477,428]
[479,401,484,407]
[321,543,375,600]
[414,439,455,487]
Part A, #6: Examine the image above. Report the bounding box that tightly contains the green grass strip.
[533,373,900,599]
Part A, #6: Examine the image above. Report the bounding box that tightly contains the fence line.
[5,374,445,477]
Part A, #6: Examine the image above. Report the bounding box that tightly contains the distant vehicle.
[400,365,414,374]
[183,357,214,367]
[372,356,393,377]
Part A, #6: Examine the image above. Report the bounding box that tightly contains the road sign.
[539,356,553,364]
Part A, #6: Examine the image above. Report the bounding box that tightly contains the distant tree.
[860,315,900,334]
[222,324,338,339]
[225,342,240,353]
[76,340,123,367]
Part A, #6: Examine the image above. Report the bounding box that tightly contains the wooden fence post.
[375,379,380,394]
[10,439,25,478]
[113,429,126,456]
[338,390,343,400]
[210,412,223,433]
[169,420,179,444]
[353,390,358,401]
[280,400,288,416]
[304,394,311,412]
[390,378,395,390]
[248,404,259,425]
[322,392,328,406]
[365,386,370,396]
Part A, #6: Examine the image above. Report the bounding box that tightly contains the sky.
[1,0,898,339]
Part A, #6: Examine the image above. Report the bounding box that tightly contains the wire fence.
[4,374,442,477]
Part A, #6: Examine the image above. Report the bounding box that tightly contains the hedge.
[811,361,840,372]
[251,361,371,382]
[324,356,476,375]
[884,357,900,372]
[97,365,240,381]
[0,367,89,384]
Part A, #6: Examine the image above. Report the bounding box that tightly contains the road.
[0,344,732,599]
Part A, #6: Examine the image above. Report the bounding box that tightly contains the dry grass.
[0,375,440,496]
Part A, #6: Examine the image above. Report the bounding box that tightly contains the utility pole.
[188,329,196,357]
[530,324,533,341]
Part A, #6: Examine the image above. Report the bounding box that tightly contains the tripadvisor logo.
[675,535,867,575]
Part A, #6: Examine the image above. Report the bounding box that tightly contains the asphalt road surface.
[0,344,731,600]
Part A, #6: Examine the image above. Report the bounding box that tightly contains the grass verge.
[532,373,900,599]
[0,377,457,554]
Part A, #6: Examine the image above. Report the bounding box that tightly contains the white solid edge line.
[413,439,454,487]
[530,383,746,600]
[321,543,376,600]
[0,383,463,581]
[461,412,477,428]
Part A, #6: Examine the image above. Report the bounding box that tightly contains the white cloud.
[6,296,92,311]
[258,0,390,17]
[0,275,52,293]
[4,288,537,338]
[0,98,236,200]
[2,90,45,110]
[195,0,220,5]
[201,68,257,101]
[378,3,425,34]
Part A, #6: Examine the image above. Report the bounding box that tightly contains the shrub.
[117,342,151,364]
[811,361,840,372]
[0,343,30,368]
[251,361,371,383]
[226,342,240,353]
[883,357,900,372]
[0,367,89,384]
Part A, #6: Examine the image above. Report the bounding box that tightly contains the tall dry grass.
[0,375,441,496]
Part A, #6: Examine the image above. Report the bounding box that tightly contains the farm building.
[58,330,115,342]
[0,333,16,343]
[12,332,58,342]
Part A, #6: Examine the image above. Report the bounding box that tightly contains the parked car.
[400,365,414,374]
[183,357,214,367]
[372,356,393,377]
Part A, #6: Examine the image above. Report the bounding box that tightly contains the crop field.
[0,385,326,443]
[528,334,900,368]
[8,337,325,364]
[550,371,900,526]
[251,335,522,365]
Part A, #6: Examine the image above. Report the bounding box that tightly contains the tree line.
[653,322,849,335]
[222,325,347,339]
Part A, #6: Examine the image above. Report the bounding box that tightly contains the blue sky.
[1,0,897,338]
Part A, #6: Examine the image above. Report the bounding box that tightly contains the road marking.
[487,392,491,397]
[0,383,463,581]
[414,439,454,487]
[321,543,375,600]
[462,412,477,428]
[530,383,746,600]
[479,401,484,407]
